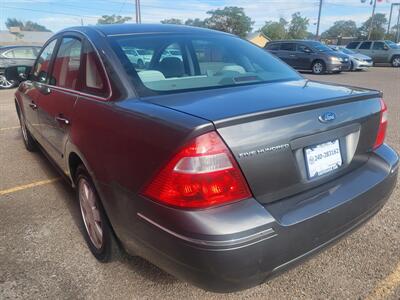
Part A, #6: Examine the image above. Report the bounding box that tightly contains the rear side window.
[359,42,372,50]
[32,39,57,83]
[4,47,36,59]
[266,43,280,50]
[280,43,296,51]
[50,37,82,90]
[372,42,385,50]
[81,40,109,97]
[346,42,360,49]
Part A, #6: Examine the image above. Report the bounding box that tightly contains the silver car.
[329,46,373,71]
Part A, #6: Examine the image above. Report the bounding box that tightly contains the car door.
[278,43,297,67]
[36,34,83,168]
[19,39,58,136]
[371,41,388,63]
[357,41,373,58]
[296,44,313,70]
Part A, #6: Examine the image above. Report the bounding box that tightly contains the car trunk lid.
[146,79,382,204]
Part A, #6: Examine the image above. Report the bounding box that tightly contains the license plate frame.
[304,139,343,179]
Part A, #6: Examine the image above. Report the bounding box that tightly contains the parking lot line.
[0,178,61,196]
[366,262,400,300]
[0,126,20,131]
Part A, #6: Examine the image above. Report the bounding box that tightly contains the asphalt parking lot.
[0,67,399,299]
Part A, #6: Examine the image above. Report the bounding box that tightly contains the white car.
[123,48,152,68]
[329,46,373,71]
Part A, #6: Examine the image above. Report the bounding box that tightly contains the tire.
[76,165,120,262]
[19,111,37,152]
[311,60,326,74]
[137,59,144,69]
[0,74,16,89]
[391,56,400,68]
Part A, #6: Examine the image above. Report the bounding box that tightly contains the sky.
[0,0,397,34]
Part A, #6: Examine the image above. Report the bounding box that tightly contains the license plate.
[305,139,342,179]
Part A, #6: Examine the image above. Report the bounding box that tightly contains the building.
[246,32,271,48]
[0,28,53,46]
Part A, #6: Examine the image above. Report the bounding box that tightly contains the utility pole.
[316,0,323,40]
[135,0,139,24]
[138,0,141,23]
[368,0,377,40]
[387,3,394,35]
[396,4,400,42]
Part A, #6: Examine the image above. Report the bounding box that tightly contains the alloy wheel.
[19,113,28,143]
[0,75,14,89]
[313,62,323,74]
[79,178,103,249]
[393,57,400,67]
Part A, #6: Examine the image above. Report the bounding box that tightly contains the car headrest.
[158,57,184,78]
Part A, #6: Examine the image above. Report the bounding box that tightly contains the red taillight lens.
[143,131,252,208]
[373,99,388,150]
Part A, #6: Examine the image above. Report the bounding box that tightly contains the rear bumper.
[113,144,398,292]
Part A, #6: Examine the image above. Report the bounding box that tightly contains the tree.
[204,6,253,38]
[185,18,206,28]
[161,18,183,25]
[261,18,287,40]
[321,20,358,39]
[358,13,387,40]
[97,15,132,25]
[5,18,51,32]
[287,12,309,39]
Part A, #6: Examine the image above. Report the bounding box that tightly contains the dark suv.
[346,40,400,67]
[265,40,351,74]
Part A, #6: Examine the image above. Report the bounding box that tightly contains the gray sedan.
[330,46,373,71]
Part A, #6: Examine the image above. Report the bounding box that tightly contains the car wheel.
[19,111,37,152]
[137,59,144,69]
[391,56,400,67]
[0,74,16,89]
[76,165,120,262]
[311,60,326,74]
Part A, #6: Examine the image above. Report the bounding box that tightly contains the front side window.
[372,42,385,50]
[32,39,57,83]
[359,42,372,50]
[109,33,301,96]
[50,37,82,90]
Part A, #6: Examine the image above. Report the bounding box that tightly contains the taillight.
[373,98,388,150]
[142,131,251,208]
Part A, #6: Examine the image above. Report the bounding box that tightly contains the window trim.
[30,37,61,84]
[33,31,113,102]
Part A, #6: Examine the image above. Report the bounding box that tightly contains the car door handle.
[55,115,70,125]
[289,54,296,57]
[28,102,37,110]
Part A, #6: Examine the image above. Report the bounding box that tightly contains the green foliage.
[161,18,183,25]
[358,13,387,39]
[185,18,206,27]
[5,18,51,32]
[97,15,132,25]
[261,18,288,40]
[204,6,254,38]
[287,12,309,39]
[321,20,358,39]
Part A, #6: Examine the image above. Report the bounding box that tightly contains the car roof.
[60,24,232,37]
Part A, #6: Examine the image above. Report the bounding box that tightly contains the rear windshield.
[109,33,301,96]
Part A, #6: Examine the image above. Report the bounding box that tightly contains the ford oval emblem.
[319,112,336,123]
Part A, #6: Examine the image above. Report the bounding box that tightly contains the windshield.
[340,48,356,55]
[385,40,399,49]
[307,41,332,52]
[109,33,301,96]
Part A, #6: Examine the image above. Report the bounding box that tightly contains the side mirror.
[4,65,32,83]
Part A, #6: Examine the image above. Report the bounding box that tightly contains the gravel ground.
[0,67,399,299]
